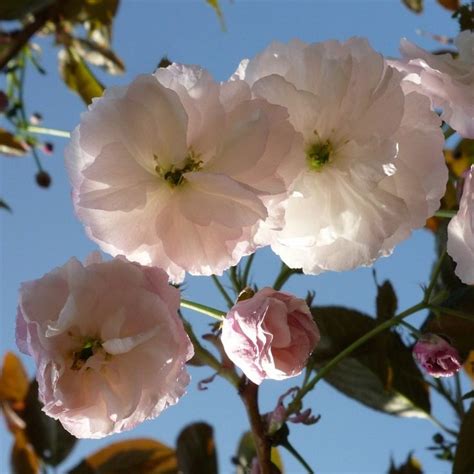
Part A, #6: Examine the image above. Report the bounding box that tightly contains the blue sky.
[0,1,468,472]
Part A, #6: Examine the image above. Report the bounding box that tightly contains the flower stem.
[288,301,427,414]
[27,125,71,139]
[399,320,423,337]
[211,275,234,308]
[239,381,273,474]
[434,210,456,219]
[180,299,225,320]
[273,263,301,291]
[428,305,474,322]
[424,250,446,304]
[242,253,255,288]
[281,440,314,474]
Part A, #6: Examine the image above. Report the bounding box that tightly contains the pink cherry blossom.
[448,166,474,283]
[66,64,298,282]
[413,334,462,378]
[221,288,320,385]
[16,254,193,438]
[392,31,474,138]
[233,38,448,274]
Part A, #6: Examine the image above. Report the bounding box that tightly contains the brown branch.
[0,5,55,71]
[239,381,276,474]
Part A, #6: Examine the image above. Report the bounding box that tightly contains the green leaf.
[376,280,398,323]
[0,0,53,20]
[23,380,77,467]
[58,48,104,105]
[176,423,217,474]
[234,432,283,474]
[69,439,177,474]
[453,403,474,474]
[402,0,423,13]
[0,128,28,157]
[388,452,423,473]
[311,307,431,417]
[74,38,125,75]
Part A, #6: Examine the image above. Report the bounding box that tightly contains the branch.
[0,4,56,72]
[239,381,275,474]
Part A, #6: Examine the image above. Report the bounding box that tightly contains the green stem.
[273,264,301,291]
[444,126,456,140]
[428,305,474,322]
[281,440,314,474]
[242,253,255,288]
[428,412,458,438]
[180,299,225,320]
[434,210,456,219]
[288,301,427,414]
[27,125,71,138]
[399,320,423,338]
[454,372,465,419]
[18,49,43,172]
[211,275,234,308]
[424,250,446,304]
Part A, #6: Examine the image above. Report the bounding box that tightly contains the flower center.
[71,338,103,371]
[306,140,333,171]
[155,149,203,187]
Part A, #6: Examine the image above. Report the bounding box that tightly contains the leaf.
[176,422,217,474]
[74,38,125,75]
[11,431,40,474]
[0,128,28,156]
[0,0,53,20]
[0,352,29,402]
[402,0,423,13]
[376,280,398,323]
[69,439,177,474]
[462,390,474,401]
[422,287,474,358]
[60,0,119,26]
[58,48,104,105]
[388,452,423,473]
[311,307,431,418]
[23,381,77,466]
[453,403,474,474]
[234,432,283,474]
[453,5,474,31]
[437,0,460,10]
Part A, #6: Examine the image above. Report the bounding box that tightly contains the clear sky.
[0,0,468,472]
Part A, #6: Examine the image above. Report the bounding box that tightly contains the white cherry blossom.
[234,38,448,274]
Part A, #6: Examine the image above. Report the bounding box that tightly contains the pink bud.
[413,334,462,378]
[221,288,320,385]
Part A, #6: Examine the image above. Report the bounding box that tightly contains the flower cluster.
[17,32,474,439]
[65,37,452,281]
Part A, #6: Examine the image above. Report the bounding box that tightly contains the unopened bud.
[35,171,51,188]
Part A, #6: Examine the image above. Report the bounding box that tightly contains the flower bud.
[221,288,320,385]
[35,170,51,188]
[413,334,462,378]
